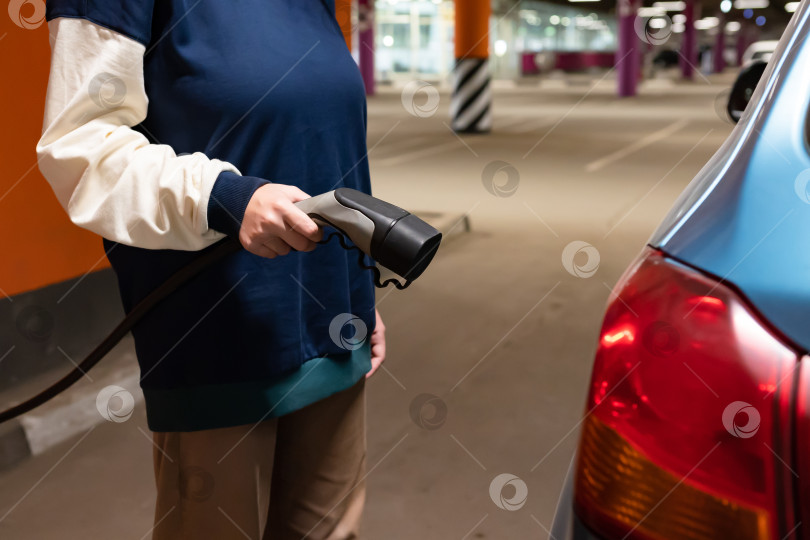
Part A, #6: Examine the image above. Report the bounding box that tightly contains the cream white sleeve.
[36,17,240,250]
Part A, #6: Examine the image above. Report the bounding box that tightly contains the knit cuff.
[206,171,270,238]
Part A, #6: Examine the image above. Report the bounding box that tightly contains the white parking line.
[370,135,432,159]
[374,138,470,166]
[584,118,690,173]
[373,115,559,167]
[505,116,560,134]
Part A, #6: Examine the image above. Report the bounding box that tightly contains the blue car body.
[551,1,810,538]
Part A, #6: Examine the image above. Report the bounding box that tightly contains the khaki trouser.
[150,379,367,540]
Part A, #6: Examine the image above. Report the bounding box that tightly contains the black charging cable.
[0,232,411,425]
[0,238,242,424]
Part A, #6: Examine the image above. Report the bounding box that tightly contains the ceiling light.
[652,1,686,10]
[734,0,769,8]
[638,6,667,16]
[694,16,720,28]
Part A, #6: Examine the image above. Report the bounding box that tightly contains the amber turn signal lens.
[574,415,770,540]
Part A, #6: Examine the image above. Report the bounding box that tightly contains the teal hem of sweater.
[142,343,371,432]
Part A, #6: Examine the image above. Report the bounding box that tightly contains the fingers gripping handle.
[294,190,375,254]
[294,188,442,283]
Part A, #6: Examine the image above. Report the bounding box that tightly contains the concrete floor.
[0,73,736,539]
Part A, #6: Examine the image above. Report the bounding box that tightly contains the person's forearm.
[37,17,246,250]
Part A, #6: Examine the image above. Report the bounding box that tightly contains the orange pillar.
[335,0,353,52]
[1,5,111,296]
[451,0,491,133]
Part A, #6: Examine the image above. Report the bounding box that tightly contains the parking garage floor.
[0,72,737,539]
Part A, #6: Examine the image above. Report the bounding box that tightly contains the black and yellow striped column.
[450,0,491,133]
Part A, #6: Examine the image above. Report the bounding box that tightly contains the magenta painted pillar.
[736,23,760,65]
[713,13,726,73]
[358,0,375,96]
[617,0,641,97]
[736,22,748,65]
[680,0,700,79]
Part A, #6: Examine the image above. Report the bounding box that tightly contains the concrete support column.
[450,0,491,133]
[680,0,700,79]
[358,0,375,96]
[714,14,726,73]
[616,0,641,98]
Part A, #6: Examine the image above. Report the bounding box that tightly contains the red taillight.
[574,248,798,540]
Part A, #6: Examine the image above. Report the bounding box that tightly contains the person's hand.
[367,309,386,379]
[239,184,323,258]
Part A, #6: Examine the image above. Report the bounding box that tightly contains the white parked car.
[741,39,779,65]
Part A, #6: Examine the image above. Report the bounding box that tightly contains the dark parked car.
[652,49,679,68]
